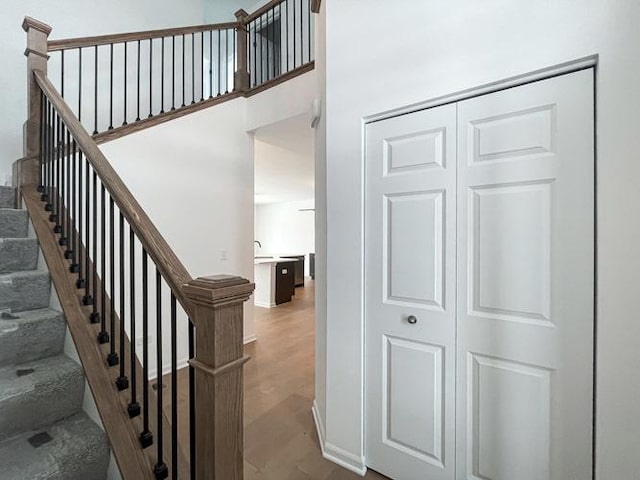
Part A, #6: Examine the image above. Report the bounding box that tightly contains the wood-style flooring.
[165,279,388,479]
[243,279,388,479]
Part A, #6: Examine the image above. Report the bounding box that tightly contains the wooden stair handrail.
[47,21,239,51]
[33,69,194,318]
[47,0,321,51]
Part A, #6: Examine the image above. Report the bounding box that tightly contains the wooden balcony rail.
[21,16,255,480]
[37,0,316,143]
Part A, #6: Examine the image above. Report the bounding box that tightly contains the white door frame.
[361,54,598,478]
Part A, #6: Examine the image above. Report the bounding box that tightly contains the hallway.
[243,280,387,479]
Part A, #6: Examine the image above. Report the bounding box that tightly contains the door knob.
[407,315,418,325]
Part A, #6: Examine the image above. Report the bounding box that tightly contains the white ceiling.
[254,114,315,205]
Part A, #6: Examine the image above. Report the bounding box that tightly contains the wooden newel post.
[234,9,250,92]
[18,17,51,188]
[183,275,255,480]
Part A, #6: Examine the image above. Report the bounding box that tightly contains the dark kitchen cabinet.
[275,262,295,305]
[288,255,305,288]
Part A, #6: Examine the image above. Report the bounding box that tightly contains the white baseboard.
[312,400,367,476]
[312,400,326,449]
[254,300,275,308]
[243,334,257,345]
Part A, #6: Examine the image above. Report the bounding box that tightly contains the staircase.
[0,185,110,480]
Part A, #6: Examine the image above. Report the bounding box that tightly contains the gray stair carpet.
[0,186,109,480]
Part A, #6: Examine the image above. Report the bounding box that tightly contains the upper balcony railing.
[44,0,316,142]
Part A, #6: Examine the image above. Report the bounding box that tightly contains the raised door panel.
[385,190,444,309]
[456,69,594,480]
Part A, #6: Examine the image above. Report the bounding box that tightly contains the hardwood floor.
[243,279,388,480]
[166,279,388,479]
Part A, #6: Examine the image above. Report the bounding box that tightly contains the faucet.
[254,240,262,249]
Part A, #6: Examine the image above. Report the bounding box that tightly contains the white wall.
[324,0,640,477]
[312,0,327,453]
[0,0,208,184]
[204,0,253,23]
[246,68,316,131]
[255,199,314,274]
[100,97,255,370]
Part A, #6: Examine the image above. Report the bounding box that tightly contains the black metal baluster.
[116,212,128,386]
[140,248,153,448]
[225,29,229,93]
[93,45,98,134]
[46,101,52,205]
[57,124,66,240]
[191,32,196,104]
[260,15,264,85]
[209,30,213,98]
[217,30,221,96]
[83,158,93,305]
[247,23,252,88]
[61,50,65,98]
[293,0,297,67]
[38,93,45,192]
[77,47,82,123]
[39,97,45,198]
[232,26,236,91]
[69,139,79,273]
[45,101,51,204]
[61,128,70,250]
[107,195,118,359]
[109,43,114,130]
[136,40,141,122]
[160,37,165,114]
[308,0,312,62]
[200,31,205,101]
[154,269,168,479]
[128,227,141,418]
[90,169,101,322]
[253,20,258,87]
[188,318,196,480]
[279,2,283,72]
[99,184,109,343]
[270,10,275,80]
[299,0,303,64]
[51,113,60,229]
[50,111,58,222]
[172,36,176,110]
[170,294,177,480]
[182,34,186,107]
[286,0,290,72]
[123,42,128,126]
[76,150,85,288]
[149,39,154,118]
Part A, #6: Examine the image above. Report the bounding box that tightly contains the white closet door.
[455,69,594,480]
[365,104,457,480]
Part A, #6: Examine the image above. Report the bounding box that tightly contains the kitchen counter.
[254,257,298,265]
[254,259,298,308]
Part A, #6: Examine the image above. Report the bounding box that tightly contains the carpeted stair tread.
[0,354,84,441]
[0,209,28,238]
[0,270,50,313]
[0,412,109,480]
[0,308,66,368]
[0,237,39,273]
[0,187,15,209]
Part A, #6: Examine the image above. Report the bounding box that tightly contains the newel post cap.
[234,9,249,21]
[22,17,52,35]
[183,275,255,308]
